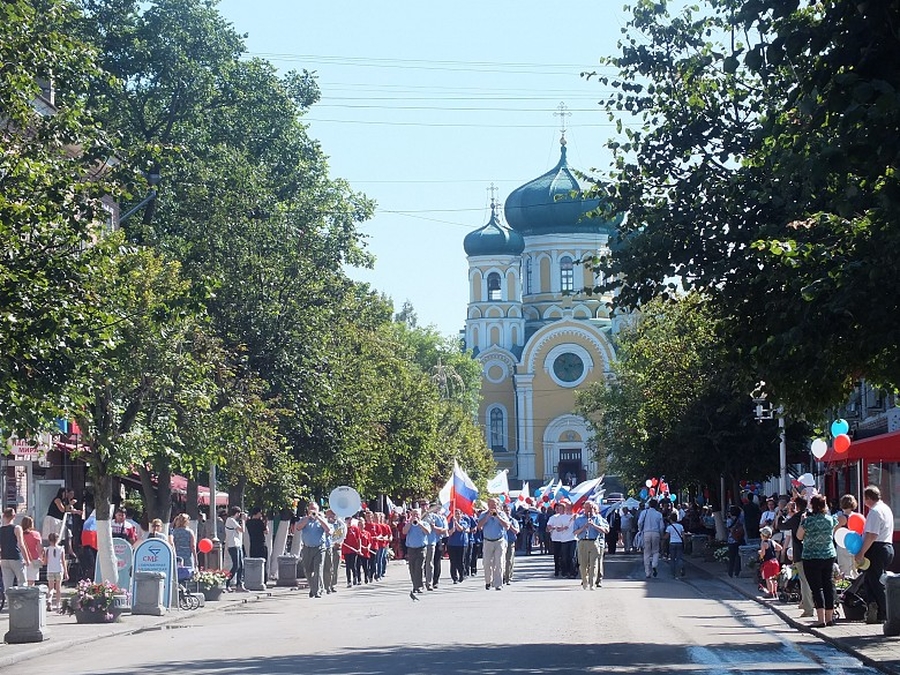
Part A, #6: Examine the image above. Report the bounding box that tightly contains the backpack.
[730,522,745,542]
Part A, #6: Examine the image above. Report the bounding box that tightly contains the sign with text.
[95,537,134,592]
[131,538,176,608]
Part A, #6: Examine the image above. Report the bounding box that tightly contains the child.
[42,532,68,610]
[758,525,783,598]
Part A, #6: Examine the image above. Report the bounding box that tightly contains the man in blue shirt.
[502,503,520,584]
[573,501,609,590]
[423,502,448,590]
[403,507,432,593]
[295,503,333,598]
[447,508,469,584]
[478,497,512,590]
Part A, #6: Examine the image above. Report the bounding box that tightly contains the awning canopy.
[822,429,900,464]
[170,474,228,506]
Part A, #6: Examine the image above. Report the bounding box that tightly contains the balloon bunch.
[811,419,852,460]
[834,512,866,555]
[739,480,764,495]
[639,477,672,501]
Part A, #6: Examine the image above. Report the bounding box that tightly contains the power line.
[304,118,615,128]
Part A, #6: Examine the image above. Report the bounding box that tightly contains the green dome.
[504,143,619,236]
[464,202,525,257]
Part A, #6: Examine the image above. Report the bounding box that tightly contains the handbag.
[634,530,644,549]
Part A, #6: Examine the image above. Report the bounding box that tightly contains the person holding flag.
[573,500,609,589]
[478,497,512,590]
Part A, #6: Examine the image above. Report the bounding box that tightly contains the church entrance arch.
[542,414,596,482]
[558,448,584,487]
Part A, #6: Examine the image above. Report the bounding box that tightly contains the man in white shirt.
[856,485,895,623]
[224,506,245,592]
[547,501,576,578]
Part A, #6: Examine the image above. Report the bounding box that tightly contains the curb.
[0,588,280,669]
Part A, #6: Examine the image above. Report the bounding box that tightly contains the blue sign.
[132,538,177,608]
[95,538,134,592]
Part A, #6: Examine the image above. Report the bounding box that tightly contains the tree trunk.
[92,472,118,585]
[186,479,199,521]
[138,462,174,525]
[228,475,246,509]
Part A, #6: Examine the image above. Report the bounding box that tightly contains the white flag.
[486,469,509,496]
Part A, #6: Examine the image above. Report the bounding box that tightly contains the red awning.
[170,474,228,506]
[823,429,900,464]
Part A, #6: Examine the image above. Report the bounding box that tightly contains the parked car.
[603,492,624,505]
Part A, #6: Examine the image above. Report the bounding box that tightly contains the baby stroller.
[176,560,201,611]
[777,563,802,604]
[837,570,869,621]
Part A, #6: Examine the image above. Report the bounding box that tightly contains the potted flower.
[193,568,230,601]
[61,580,127,623]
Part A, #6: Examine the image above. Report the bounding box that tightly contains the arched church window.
[489,408,504,450]
[487,272,502,301]
[525,257,533,295]
[560,256,574,293]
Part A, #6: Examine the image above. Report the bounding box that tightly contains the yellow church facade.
[464,140,619,487]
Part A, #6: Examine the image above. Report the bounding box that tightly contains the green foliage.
[590,0,900,412]
[0,0,120,432]
[576,294,807,497]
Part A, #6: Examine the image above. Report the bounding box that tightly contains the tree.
[576,294,807,504]
[0,0,120,432]
[589,0,900,412]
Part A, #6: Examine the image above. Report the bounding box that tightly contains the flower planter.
[201,586,225,602]
[74,607,123,624]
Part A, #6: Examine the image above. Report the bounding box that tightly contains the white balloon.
[810,438,828,460]
[834,526,850,549]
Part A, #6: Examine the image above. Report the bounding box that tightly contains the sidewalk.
[0,585,298,669]
[684,552,900,675]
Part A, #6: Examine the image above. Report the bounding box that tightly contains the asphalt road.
[3,553,881,675]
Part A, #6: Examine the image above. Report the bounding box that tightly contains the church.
[463,134,620,488]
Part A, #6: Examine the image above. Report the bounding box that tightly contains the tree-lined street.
[2,554,890,675]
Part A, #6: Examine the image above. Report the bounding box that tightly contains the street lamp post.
[751,381,788,496]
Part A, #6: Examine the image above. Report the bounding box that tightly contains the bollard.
[690,534,708,557]
[277,554,299,587]
[884,573,900,636]
[244,557,266,591]
[4,585,49,644]
[132,571,167,616]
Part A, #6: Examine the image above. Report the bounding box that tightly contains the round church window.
[553,352,584,383]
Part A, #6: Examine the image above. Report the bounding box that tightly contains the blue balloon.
[670,494,677,502]
[831,418,850,437]
[639,488,649,500]
[845,531,863,555]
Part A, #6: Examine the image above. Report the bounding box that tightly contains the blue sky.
[217,0,630,337]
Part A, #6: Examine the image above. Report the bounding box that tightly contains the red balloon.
[651,478,658,487]
[834,433,852,454]
[198,537,213,554]
[847,512,865,535]
[649,487,656,496]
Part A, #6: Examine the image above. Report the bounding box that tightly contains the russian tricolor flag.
[568,477,604,513]
[451,460,478,516]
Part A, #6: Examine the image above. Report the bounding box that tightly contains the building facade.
[463,139,620,487]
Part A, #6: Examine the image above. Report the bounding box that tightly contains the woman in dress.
[20,516,44,586]
[169,513,197,572]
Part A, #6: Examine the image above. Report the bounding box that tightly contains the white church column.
[515,373,535,479]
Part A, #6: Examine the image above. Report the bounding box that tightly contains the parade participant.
[502,503,520,584]
[1,507,30,590]
[547,502,571,577]
[478,497,511,590]
[363,511,379,582]
[637,498,665,578]
[403,507,431,594]
[324,509,346,593]
[447,508,469,584]
[572,500,609,589]
[358,517,373,583]
[468,507,483,576]
[797,494,837,628]
[224,506,246,592]
[856,485,895,624]
[376,512,392,579]
[342,516,364,587]
[607,505,621,554]
[295,502,332,598]
[170,513,197,573]
[111,507,137,544]
[426,502,448,589]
